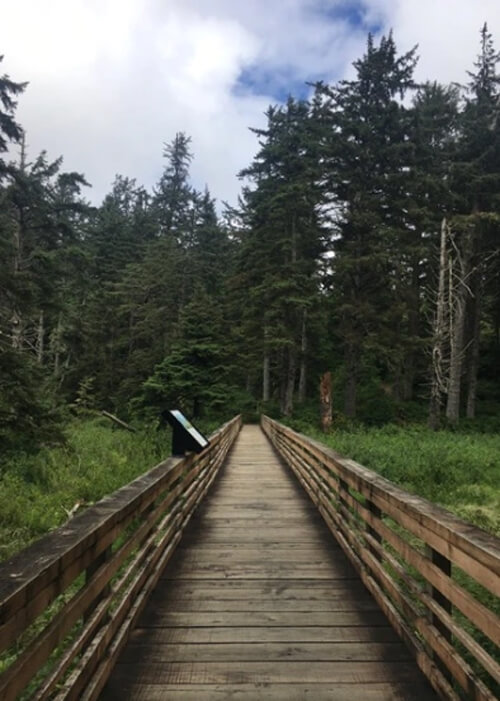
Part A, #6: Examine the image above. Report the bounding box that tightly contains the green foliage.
[138,289,237,419]
[303,422,500,536]
[0,54,26,167]
[0,418,168,561]
[0,348,64,455]
[1,29,500,492]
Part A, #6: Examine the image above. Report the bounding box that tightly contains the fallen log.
[101,410,136,432]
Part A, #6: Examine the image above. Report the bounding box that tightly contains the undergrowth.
[0,417,171,561]
[286,420,500,536]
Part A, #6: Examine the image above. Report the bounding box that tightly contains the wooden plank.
[138,611,389,627]
[263,417,499,700]
[165,566,356,580]
[101,424,436,701]
[0,416,242,701]
[264,418,500,580]
[144,598,379,612]
[149,580,369,600]
[127,626,400,644]
[119,641,411,663]
[101,682,435,701]
[102,660,432,685]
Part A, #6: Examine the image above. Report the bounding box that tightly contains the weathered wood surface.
[0,416,241,701]
[262,416,500,701]
[102,425,436,700]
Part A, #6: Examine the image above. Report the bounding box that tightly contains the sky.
[1,0,500,208]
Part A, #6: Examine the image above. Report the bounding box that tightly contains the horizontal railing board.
[0,415,241,701]
[262,416,500,701]
[270,421,500,591]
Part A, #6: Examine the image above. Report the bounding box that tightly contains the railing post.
[366,497,382,559]
[426,545,452,679]
[84,545,112,621]
[338,477,349,517]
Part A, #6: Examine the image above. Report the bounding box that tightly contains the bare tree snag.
[428,219,449,429]
[446,227,472,424]
[320,371,332,432]
[36,310,44,364]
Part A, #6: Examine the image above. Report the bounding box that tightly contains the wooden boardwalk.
[101,425,437,700]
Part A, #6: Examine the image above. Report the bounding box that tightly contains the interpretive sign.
[166,409,210,455]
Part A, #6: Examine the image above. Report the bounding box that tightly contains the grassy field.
[288,421,500,536]
[0,417,174,562]
[0,414,227,562]
[1,415,498,563]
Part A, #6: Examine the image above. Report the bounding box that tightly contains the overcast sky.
[1,0,500,207]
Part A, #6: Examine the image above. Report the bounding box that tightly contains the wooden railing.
[262,416,500,701]
[0,415,241,701]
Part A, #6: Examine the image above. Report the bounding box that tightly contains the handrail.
[262,416,500,701]
[0,415,241,701]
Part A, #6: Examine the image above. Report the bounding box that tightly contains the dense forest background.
[1,27,500,457]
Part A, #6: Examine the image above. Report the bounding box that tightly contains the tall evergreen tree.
[445,24,500,423]
[236,98,326,414]
[315,33,418,416]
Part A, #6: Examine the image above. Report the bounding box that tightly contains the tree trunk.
[428,219,448,430]
[445,230,471,425]
[344,345,357,418]
[36,310,44,364]
[11,309,23,349]
[282,348,296,416]
[53,313,62,377]
[298,309,307,403]
[320,371,332,432]
[466,276,482,419]
[402,261,421,401]
[262,327,270,402]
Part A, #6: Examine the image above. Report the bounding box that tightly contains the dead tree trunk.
[445,229,472,425]
[320,371,332,432]
[36,310,44,364]
[428,219,449,430]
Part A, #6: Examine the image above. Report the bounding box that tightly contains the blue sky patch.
[234,66,315,103]
[233,2,383,104]
[318,0,382,34]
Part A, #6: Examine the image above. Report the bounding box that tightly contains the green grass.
[287,422,500,536]
[0,417,171,562]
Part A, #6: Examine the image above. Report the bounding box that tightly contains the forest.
[1,26,499,458]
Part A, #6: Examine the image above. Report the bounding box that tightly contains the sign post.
[166,410,210,456]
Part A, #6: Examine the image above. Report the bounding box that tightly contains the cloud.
[1,1,499,208]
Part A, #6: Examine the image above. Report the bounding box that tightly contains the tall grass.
[0,417,170,561]
[291,422,500,536]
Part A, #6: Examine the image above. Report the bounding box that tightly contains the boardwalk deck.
[101,425,437,700]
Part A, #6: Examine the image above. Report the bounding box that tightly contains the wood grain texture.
[262,416,500,701]
[101,425,436,700]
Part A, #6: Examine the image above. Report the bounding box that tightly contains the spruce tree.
[446,24,500,423]
[315,33,418,416]
[236,98,326,414]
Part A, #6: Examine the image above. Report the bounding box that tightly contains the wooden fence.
[0,415,241,701]
[262,416,500,701]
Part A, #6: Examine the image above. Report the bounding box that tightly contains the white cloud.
[1,1,499,207]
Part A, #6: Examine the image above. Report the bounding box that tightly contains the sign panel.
[167,409,209,455]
